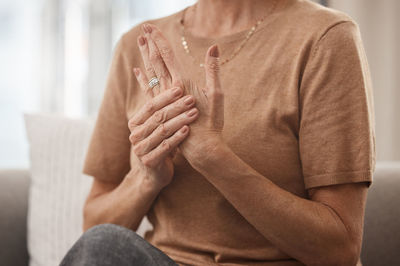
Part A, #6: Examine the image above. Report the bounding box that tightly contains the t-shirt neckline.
[177,0,288,45]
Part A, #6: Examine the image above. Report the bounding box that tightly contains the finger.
[133,67,153,100]
[140,125,189,168]
[142,24,171,94]
[204,44,222,94]
[137,34,160,95]
[146,24,183,81]
[204,44,224,130]
[133,106,198,156]
[141,107,197,155]
[129,94,196,144]
[128,86,184,131]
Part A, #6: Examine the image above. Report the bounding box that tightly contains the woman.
[61,0,375,265]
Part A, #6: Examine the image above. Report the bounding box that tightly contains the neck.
[188,0,277,38]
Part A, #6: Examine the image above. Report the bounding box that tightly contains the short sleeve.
[83,36,132,183]
[299,21,376,190]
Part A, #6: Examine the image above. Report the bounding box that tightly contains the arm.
[142,21,374,265]
[83,168,161,232]
[83,88,199,231]
[83,86,199,232]
[83,32,200,232]
[191,142,367,266]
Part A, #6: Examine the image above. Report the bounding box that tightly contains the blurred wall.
[329,0,400,161]
[1,0,398,167]
[0,0,196,168]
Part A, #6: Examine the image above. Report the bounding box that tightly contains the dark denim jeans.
[60,224,179,266]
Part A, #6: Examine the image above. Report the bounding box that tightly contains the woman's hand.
[140,23,225,166]
[128,69,199,190]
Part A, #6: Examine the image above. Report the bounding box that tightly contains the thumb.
[204,44,221,94]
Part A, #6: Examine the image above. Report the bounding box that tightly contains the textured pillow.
[24,113,94,266]
[24,113,152,266]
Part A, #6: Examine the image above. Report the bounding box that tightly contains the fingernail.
[210,45,219,57]
[172,87,182,97]
[133,68,140,76]
[181,126,188,134]
[184,96,194,105]
[138,36,145,46]
[186,108,198,117]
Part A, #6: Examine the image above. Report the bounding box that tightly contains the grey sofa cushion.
[361,162,400,266]
[0,169,30,266]
[1,162,399,266]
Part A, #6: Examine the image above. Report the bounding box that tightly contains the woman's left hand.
[138,23,225,166]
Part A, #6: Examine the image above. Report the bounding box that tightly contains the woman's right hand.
[128,70,199,190]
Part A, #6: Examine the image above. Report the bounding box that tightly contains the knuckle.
[144,102,155,114]
[142,139,150,151]
[132,144,141,156]
[141,156,154,168]
[178,99,187,109]
[129,129,142,145]
[128,119,136,130]
[133,139,148,155]
[142,122,153,137]
[161,139,171,151]
[129,133,136,144]
[154,110,166,123]
[208,61,220,72]
[140,124,153,139]
[145,65,154,74]
[157,123,169,137]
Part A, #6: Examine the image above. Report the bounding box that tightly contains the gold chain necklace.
[180,1,278,68]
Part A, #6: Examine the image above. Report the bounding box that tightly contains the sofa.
[1,162,399,266]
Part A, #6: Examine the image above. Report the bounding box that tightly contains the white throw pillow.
[24,113,94,266]
[24,113,152,266]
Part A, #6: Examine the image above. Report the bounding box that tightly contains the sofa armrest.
[361,162,400,266]
[0,169,30,266]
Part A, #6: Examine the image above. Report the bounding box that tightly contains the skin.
[84,1,369,265]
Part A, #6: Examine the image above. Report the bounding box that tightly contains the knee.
[85,223,125,238]
[82,223,135,246]
[61,224,176,266]
[60,224,136,265]
[79,224,155,263]
[83,224,164,259]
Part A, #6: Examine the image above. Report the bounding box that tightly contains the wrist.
[190,137,228,170]
[125,167,163,197]
[141,174,165,195]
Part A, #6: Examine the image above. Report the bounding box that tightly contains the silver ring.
[148,77,160,89]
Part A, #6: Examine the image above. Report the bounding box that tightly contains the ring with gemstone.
[148,77,160,89]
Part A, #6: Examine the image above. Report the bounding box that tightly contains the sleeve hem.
[304,169,373,190]
[82,166,108,183]
[82,165,129,184]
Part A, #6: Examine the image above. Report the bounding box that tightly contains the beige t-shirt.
[83,0,376,265]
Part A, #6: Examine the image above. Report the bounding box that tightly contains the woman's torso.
[121,0,355,265]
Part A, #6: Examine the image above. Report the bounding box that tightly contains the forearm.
[83,168,161,232]
[191,143,354,265]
